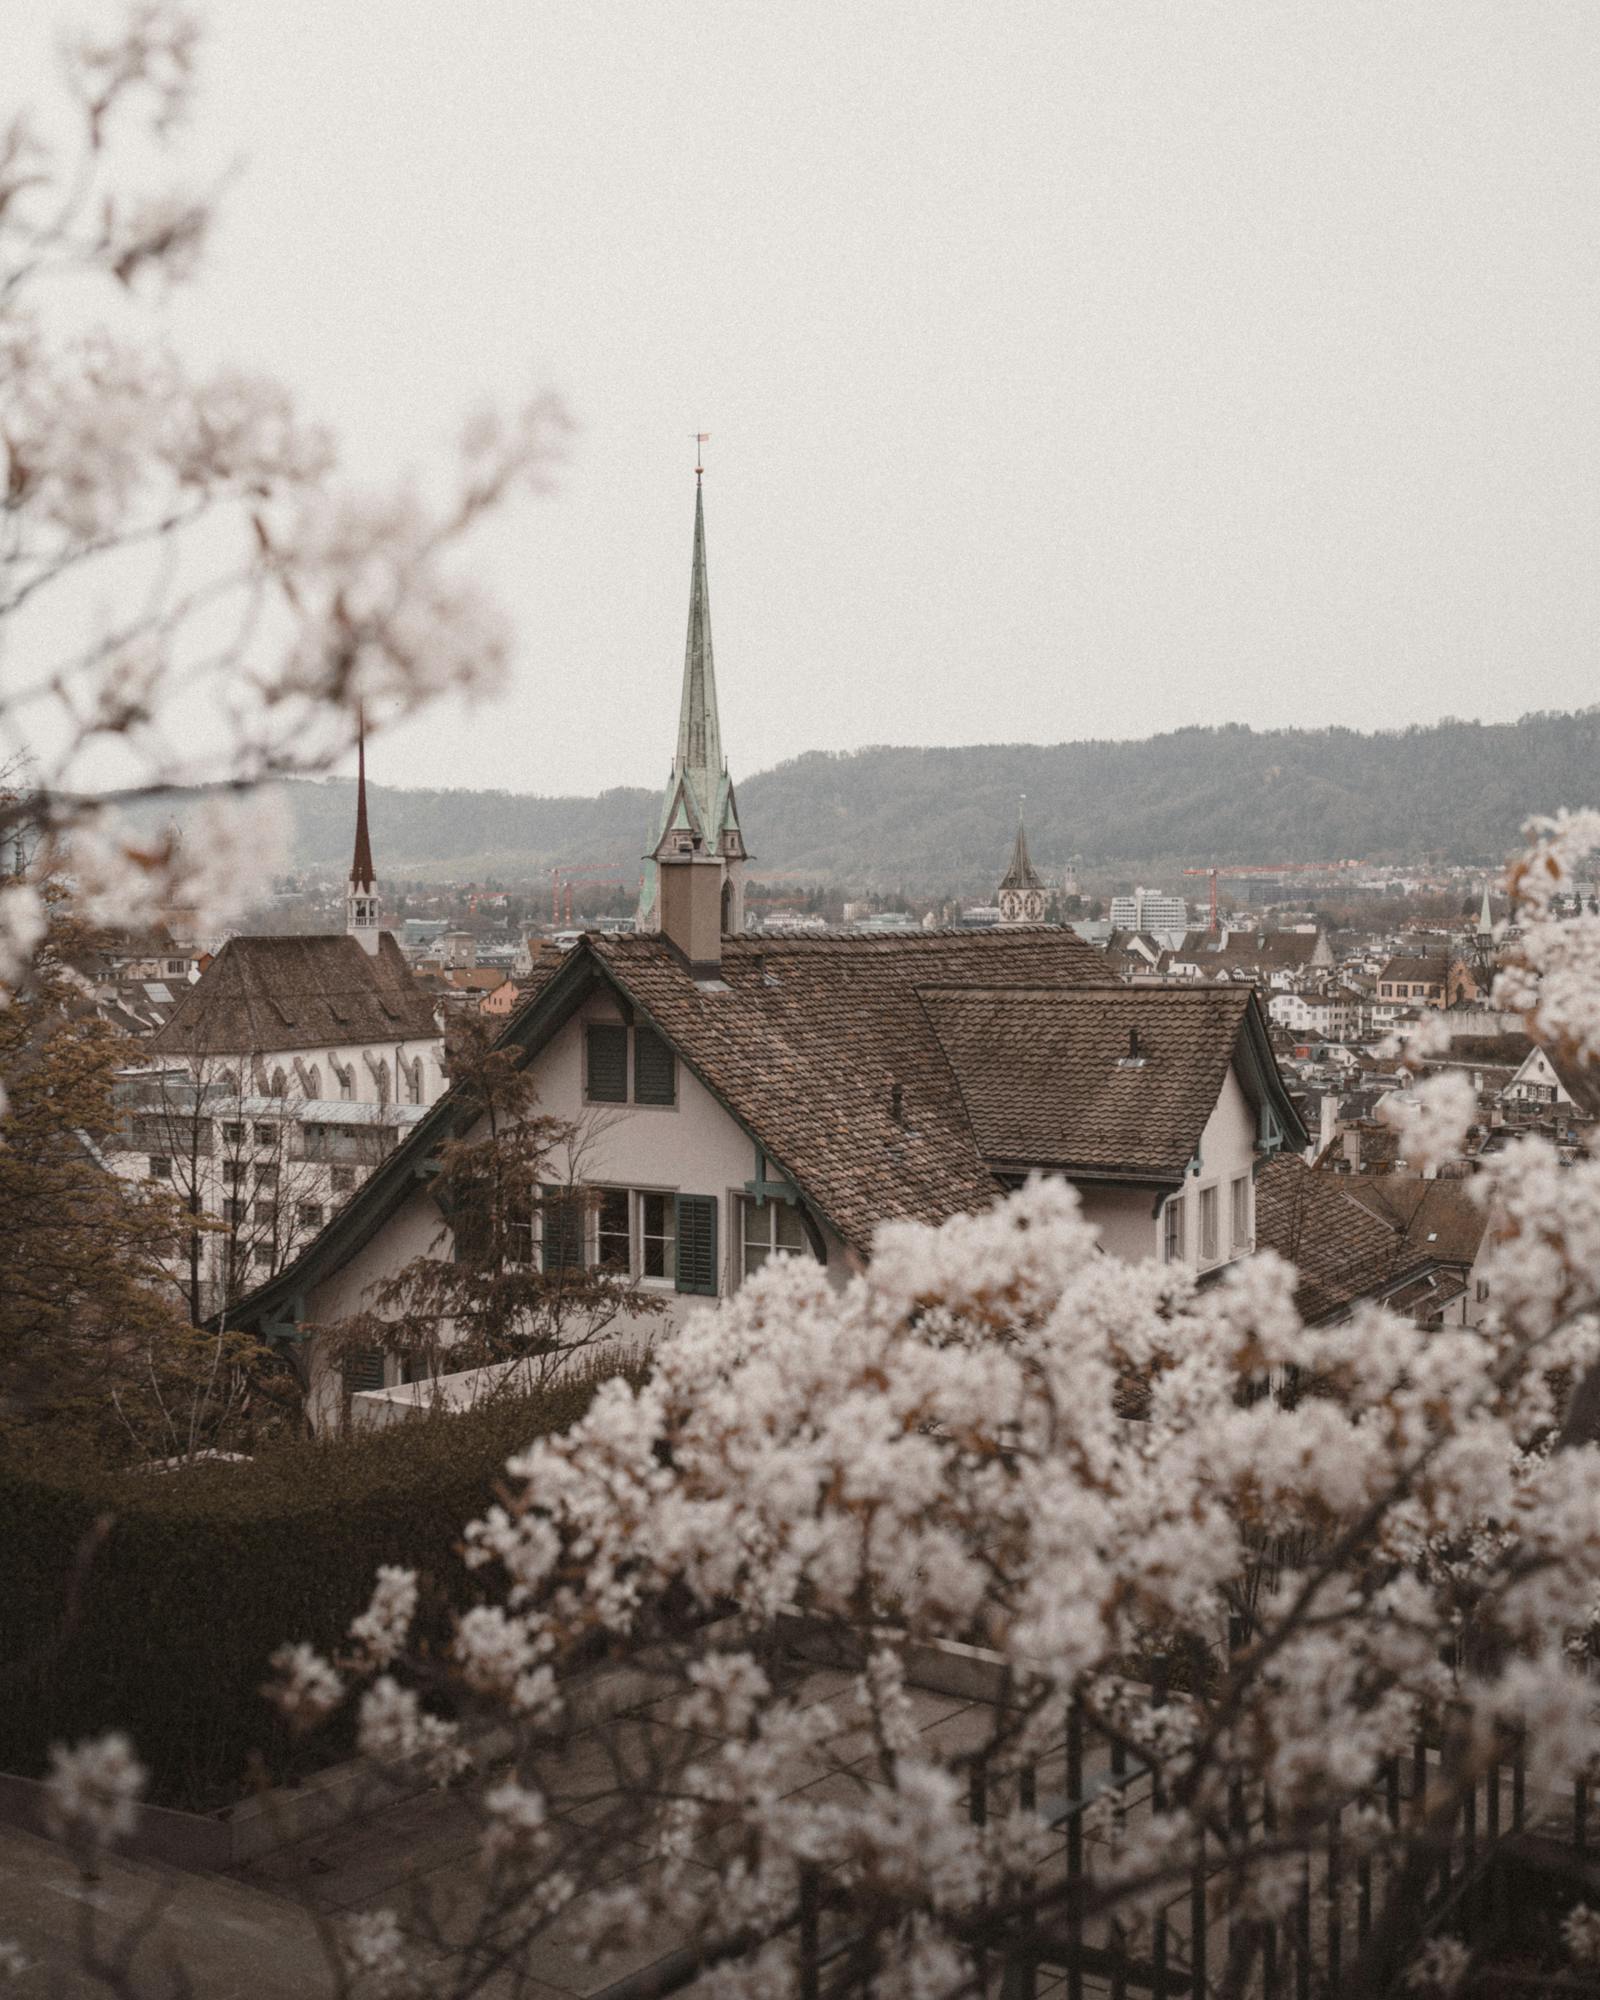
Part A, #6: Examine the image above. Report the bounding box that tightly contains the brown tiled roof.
[1206,932,1324,972]
[1378,954,1452,984]
[1344,1176,1489,1270]
[587,927,1108,1252]
[149,933,437,1057]
[1440,1034,1533,1067]
[1254,1156,1407,1323]
[917,984,1255,1178]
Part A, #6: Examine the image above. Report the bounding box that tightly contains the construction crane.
[1182,861,1362,935]
[549,867,628,927]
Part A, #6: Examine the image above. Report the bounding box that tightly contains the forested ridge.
[212,711,1600,891]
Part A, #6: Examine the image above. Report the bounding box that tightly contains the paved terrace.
[0,1643,1577,1998]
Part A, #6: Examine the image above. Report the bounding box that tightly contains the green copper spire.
[638,469,747,931]
[675,476,723,785]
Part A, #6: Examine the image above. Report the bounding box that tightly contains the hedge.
[0,1371,624,1810]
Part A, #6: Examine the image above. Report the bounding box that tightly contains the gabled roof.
[1343,1176,1489,1270]
[149,933,437,1057]
[1209,931,1325,972]
[586,929,1112,1247]
[1254,1156,1411,1323]
[223,929,1312,1336]
[1378,953,1456,984]
[917,983,1272,1179]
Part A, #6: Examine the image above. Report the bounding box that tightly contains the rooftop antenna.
[693,431,710,482]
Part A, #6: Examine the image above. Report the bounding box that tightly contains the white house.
[111,727,445,1314]
[224,481,1306,1425]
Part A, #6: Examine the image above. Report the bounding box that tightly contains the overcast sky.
[13,2,1600,798]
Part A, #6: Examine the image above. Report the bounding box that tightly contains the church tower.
[637,465,749,934]
[997,809,1047,925]
[346,719,382,956]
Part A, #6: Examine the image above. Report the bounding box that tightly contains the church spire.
[674,476,723,784]
[350,716,376,893]
[637,459,749,936]
[998,798,1046,925]
[347,715,381,954]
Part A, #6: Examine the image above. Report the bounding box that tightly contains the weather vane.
[693,432,710,479]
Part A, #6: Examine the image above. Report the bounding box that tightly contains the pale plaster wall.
[304,992,848,1428]
[1081,1064,1259,1272]
[1080,1185,1160,1262]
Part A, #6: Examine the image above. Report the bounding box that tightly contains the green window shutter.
[347,1349,385,1392]
[542,1187,584,1272]
[674,1194,718,1296]
[634,1026,676,1106]
[585,1023,628,1103]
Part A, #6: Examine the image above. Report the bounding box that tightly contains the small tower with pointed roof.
[997,806,1047,925]
[638,463,749,936]
[346,720,382,956]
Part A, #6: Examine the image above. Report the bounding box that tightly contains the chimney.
[657,834,725,979]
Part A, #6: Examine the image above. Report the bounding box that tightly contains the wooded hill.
[225,710,1600,895]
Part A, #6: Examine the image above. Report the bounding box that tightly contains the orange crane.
[1182,861,1362,934]
[550,866,628,927]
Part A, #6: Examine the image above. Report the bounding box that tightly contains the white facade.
[1269,991,1363,1039]
[294,1004,1269,1429]
[1082,1072,1259,1271]
[114,1065,431,1317]
[1109,888,1189,935]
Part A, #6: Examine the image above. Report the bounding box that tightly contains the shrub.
[0,1370,624,1809]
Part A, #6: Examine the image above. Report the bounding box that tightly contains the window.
[253,1122,276,1147]
[254,1198,278,1225]
[585,1023,628,1103]
[675,1194,718,1296]
[255,1163,279,1189]
[1230,1175,1250,1250]
[1163,1194,1184,1264]
[741,1197,807,1281]
[330,1166,355,1193]
[597,1189,631,1270]
[1199,1185,1219,1262]
[148,1154,171,1180]
[252,1244,273,1268]
[223,1198,246,1227]
[221,1122,244,1146]
[297,1201,324,1231]
[634,1027,676,1106]
[340,1068,354,1101]
[541,1188,584,1272]
[640,1191,676,1280]
[305,1063,322,1099]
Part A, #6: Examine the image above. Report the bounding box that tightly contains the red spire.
[349,716,376,891]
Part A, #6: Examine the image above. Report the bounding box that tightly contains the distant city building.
[1109,887,1189,935]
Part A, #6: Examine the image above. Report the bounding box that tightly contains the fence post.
[1262,1788,1279,2000]
[1192,1826,1208,2000]
[1003,1762,1039,2000]
[1066,1698,1084,2000]
[1512,1735,1525,1832]
[1151,1656,1169,2000]
[799,1864,819,2000]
